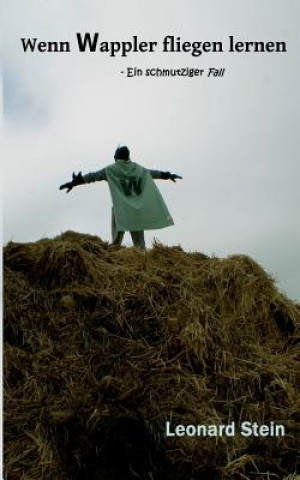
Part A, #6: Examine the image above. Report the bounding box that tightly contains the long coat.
[83,160,174,232]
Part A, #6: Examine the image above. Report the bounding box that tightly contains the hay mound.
[4,231,300,480]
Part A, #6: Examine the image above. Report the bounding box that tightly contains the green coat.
[105,160,174,231]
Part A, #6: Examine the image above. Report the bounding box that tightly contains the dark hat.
[114,146,130,161]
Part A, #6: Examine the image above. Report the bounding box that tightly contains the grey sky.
[3,0,300,301]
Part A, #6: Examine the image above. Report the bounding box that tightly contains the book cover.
[3,1,299,479]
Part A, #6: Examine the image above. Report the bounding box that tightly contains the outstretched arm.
[82,168,107,183]
[148,169,182,182]
[59,168,107,193]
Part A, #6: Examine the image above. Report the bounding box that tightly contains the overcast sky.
[3,0,300,301]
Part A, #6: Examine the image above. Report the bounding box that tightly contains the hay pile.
[4,231,300,480]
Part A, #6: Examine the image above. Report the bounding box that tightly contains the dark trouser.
[111,211,146,250]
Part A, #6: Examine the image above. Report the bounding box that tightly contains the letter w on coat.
[120,177,143,196]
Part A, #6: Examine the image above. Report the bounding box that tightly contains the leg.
[111,208,124,245]
[130,231,146,250]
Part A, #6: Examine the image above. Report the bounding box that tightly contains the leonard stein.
[165,421,285,438]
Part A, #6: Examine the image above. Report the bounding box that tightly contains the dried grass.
[4,231,300,480]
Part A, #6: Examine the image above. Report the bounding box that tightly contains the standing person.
[59,146,182,249]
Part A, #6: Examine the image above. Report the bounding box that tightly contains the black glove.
[161,171,183,182]
[169,173,182,182]
[59,172,85,193]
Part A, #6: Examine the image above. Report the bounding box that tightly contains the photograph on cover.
[3,1,300,479]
